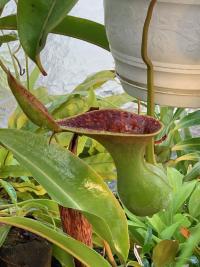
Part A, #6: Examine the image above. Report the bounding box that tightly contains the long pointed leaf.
[0,129,129,261]
[0,216,111,267]
[17,0,78,74]
[172,138,200,152]
[0,15,110,51]
[174,110,200,130]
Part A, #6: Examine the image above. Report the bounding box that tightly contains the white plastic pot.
[104,0,200,108]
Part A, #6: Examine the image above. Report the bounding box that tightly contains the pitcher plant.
[58,109,172,216]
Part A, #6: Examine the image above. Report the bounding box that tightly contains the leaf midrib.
[36,0,57,53]
[4,142,81,210]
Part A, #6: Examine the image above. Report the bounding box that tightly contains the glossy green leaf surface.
[0,216,111,267]
[17,0,78,74]
[152,240,179,267]
[53,16,110,51]
[0,15,109,51]
[0,129,129,261]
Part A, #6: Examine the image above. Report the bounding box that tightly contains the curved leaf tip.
[36,55,47,76]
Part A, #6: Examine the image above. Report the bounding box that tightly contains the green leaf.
[17,0,78,74]
[53,16,109,51]
[176,224,200,267]
[0,165,31,178]
[74,70,115,92]
[0,147,13,166]
[7,71,61,132]
[152,240,179,267]
[126,261,142,267]
[53,245,75,267]
[128,225,147,245]
[172,138,200,152]
[172,108,185,121]
[83,153,116,180]
[170,153,200,166]
[147,214,166,233]
[0,216,111,267]
[8,86,51,130]
[0,0,10,13]
[0,129,129,261]
[0,179,17,203]
[167,167,183,193]
[0,33,18,45]
[184,161,200,182]
[173,214,191,228]
[172,180,197,214]
[1,199,59,215]
[174,110,200,130]
[0,0,9,8]
[52,94,88,120]
[0,15,110,51]
[0,224,10,247]
[29,66,41,90]
[12,181,46,196]
[189,182,200,218]
[160,222,180,240]
[98,93,134,108]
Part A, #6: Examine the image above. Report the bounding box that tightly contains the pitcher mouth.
[58,109,162,137]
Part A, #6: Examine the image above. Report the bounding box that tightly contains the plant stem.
[25,54,30,90]
[7,42,20,80]
[141,0,157,164]
[103,241,117,267]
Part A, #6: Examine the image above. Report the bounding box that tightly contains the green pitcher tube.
[58,109,172,216]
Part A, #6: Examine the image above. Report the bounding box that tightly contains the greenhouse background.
[0,0,120,126]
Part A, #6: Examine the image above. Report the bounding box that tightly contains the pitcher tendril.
[141,0,157,164]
